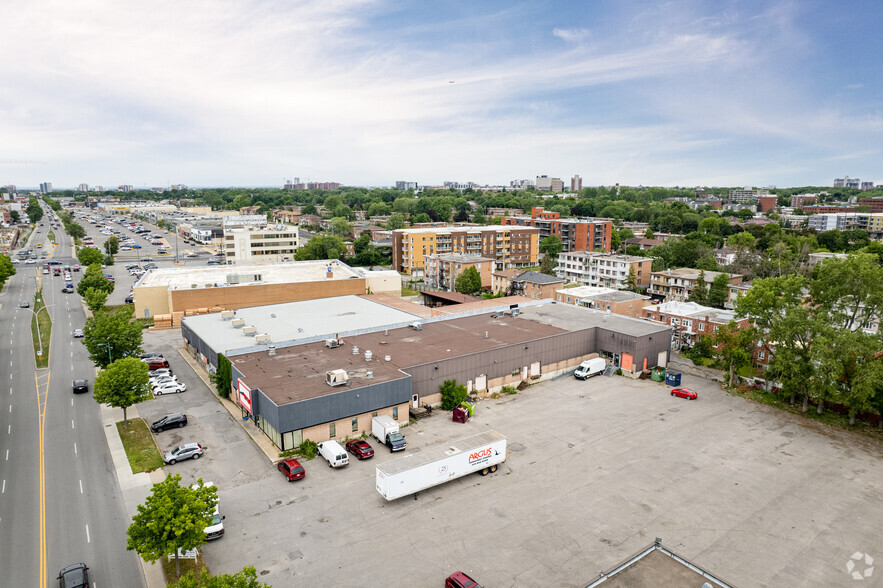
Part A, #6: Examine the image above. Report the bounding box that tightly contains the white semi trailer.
[375,430,507,501]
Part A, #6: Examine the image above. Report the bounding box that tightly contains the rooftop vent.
[366,370,373,378]
[352,346,359,355]
[268,345,276,356]
[511,307,520,317]
[326,338,341,349]
[411,323,423,331]
[326,369,348,387]
[492,311,504,318]
[220,310,235,320]
[231,318,245,328]
[364,350,372,361]
[255,333,271,345]
[384,355,391,362]
[243,326,257,336]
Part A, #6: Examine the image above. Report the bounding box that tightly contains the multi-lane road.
[0,210,145,587]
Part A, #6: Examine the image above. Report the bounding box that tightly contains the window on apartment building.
[567,297,571,303]
[758,350,765,360]
[392,407,399,420]
[329,422,336,438]
[713,326,720,334]
[699,323,705,331]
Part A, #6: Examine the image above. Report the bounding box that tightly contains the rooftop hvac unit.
[268,345,276,356]
[221,310,235,320]
[326,338,341,349]
[352,346,359,355]
[326,369,349,387]
[231,318,245,328]
[411,323,423,331]
[366,370,373,379]
[255,334,271,345]
[364,350,372,361]
[243,326,257,336]
[384,355,391,362]
[511,307,520,317]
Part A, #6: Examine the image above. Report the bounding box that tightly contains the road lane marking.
[71,419,75,429]
[79,480,83,494]
[85,524,90,543]
[74,442,77,455]
[1,480,4,493]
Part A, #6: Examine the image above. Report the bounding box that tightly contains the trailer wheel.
[490,465,498,473]
[480,467,489,476]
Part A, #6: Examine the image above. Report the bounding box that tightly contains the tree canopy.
[77,247,105,267]
[93,356,150,424]
[77,263,114,297]
[454,266,482,294]
[170,566,270,588]
[82,308,143,368]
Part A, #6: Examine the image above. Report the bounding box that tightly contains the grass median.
[31,289,52,369]
[116,418,164,473]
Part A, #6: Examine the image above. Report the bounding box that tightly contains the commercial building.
[133,259,399,322]
[395,181,418,190]
[423,253,494,291]
[536,175,564,193]
[555,251,652,290]
[649,268,744,302]
[181,297,671,449]
[222,215,299,264]
[391,226,540,276]
[502,207,613,253]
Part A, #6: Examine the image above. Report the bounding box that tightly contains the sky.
[0,0,881,189]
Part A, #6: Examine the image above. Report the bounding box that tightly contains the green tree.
[332,204,355,220]
[329,217,352,238]
[170,565,270,588]
[294,235,347,261]
[411,212,431,224]
[82,308,143,368]
[712,321,756,386]
[386,213,406,230]
[302,203,318,215]
[707,273,730,308]
[625,266,638,292]
[104,235,120,255]
[810,254,883,331]
[83,287,108,313]
[65,221,86,240]
[77,247,105,267]
[539,254,557,276]
[212,354,232,398]
[688,270,708,304]
[727,232,756,252]
[127,475,218,577]
[439,379,468,411]
[366,202,390,218]
[9,210,20,223]
[454,266,482,294]
[77,264,114,297]
[0,254,15,287]
[93,356,150,425]
[351,233,383,266]
[538,235,563,258]
[27,197,43,222]
[644,228,654,239]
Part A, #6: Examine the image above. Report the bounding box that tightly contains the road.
[0,209,145,587]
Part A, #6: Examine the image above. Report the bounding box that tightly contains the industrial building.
[133,259,399,323]
[181,296,672,450]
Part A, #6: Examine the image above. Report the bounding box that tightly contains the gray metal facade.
[182,321,220,367]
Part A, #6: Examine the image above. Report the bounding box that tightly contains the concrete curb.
[175,347,280,463]
[99,403,167,588]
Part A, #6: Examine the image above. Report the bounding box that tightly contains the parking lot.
[138,327,883,588]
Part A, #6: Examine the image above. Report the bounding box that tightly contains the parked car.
[148,368,173,379]
[345,439,375,460]
[671,387,698,400]
[72,329,84,338]
[124,294,134,304]
[150,374,178,387]
[277,458,306,482]
[154,381,186,395]
[445,571,482,588]
[192,482,225,540]
[72,379,89,394]
[317,440,349,468]
[139,351,163,359]
[19,300,29,308]
[163,443,204,465]
[61,287,74,294]
[150,413,187,432]
[145,359,170,370]
[57,563,90,588]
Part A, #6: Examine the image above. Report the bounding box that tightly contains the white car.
[150,376,178,389]
[154,381,186,396]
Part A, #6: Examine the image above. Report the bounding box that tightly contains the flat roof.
[517,302,671,337]
[137,259,361,289]
[183,295,423,354]
[591,291,650,303]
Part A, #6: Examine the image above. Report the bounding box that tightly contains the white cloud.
[552,27,590,44]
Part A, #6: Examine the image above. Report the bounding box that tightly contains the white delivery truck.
[372,415,406,452]
[375,430,507,501]
[574,357,606,380]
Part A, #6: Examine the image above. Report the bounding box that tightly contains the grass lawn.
[47,230,56,242]
[401,287,420,297]
[116,418,164,473]
[31,290,52,369]
[105,303,135,317]
[161,553,206,585]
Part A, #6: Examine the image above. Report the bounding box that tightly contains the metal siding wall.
[274,375,413,433]
[254,388,278,430]
[181,321,218,367]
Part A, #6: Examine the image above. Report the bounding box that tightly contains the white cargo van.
[574,357,606,380]
[317,440,350,468]
[191,482,225,540]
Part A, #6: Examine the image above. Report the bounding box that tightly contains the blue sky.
[0,0,881,189]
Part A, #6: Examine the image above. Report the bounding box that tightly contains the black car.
[72,379,89,394]
[19,300,29,308]
[58,563,89,588]
[139,351,163,360]
[151,413,188,432]
[124,294,134,304]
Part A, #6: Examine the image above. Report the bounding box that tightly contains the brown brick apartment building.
[502,207,613,253]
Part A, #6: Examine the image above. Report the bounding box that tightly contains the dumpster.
[452,406,468,423]
[651,367,666,382]
[460,400,476,417]
[665,371,682,386]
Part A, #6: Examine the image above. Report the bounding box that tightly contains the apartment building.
[392,226,539,276]
[502,207,613,253]
[556,288,650,318]
[858,197,883,213]
[756,195,778,212]
[807,212,883,239]
[555,251,652,290]
[424,253,493,291]
[536,175,564,193]
[643,301,750,349]
[790,194,818,208]
[649,268,743,302]
[728,188,769,203]
[223,215,299,264]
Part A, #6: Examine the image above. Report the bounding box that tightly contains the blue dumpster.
[665,371,682,386]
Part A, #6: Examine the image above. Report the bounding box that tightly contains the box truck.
[375,430,507,500]
[372,415,406,452]
[574,357,606,380]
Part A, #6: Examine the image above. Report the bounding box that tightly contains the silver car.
[163,443,204,465]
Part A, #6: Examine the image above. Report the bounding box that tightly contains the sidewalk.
[100,403,167,588]
[175,347,280,463]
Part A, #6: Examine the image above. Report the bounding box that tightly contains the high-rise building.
[395,181,418,190]
[39,182,52,194]
[571,175,582,192]
[77,183,89,192]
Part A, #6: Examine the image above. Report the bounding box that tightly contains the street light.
[99,341,113,364]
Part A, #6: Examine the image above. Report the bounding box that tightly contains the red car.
[445,572,482,588]
[671,387,698,400]
[345,439,374,460]
[278,458,305,482]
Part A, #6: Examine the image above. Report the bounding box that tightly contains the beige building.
[133,260,400,323]
[649,268,743,302]
[223,215,299,264]
[424,253,494,291]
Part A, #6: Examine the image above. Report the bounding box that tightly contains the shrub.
[440,379,468,411]
[501,385,517,395]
